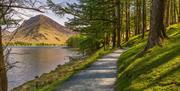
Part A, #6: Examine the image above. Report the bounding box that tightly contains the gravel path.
[56,49,124,91]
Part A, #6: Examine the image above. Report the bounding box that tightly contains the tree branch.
[0,4,44,13]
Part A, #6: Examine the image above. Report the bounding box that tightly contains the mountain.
[3,14,76,45]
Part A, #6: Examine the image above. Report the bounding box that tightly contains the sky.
[14,0,78,26]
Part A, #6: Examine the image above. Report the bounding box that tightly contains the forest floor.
[55,49,125,91]
[115,24,180,91]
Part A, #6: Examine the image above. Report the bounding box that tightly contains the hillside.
[115,24,180,91]
[3,15,76,45]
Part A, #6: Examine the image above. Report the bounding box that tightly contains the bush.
[67,35,103,54]
[67,35,85,48]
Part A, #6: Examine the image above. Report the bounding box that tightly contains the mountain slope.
[4,15,76,45]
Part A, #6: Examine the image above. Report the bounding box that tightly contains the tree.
[142,0,147,38]
[165,0,170,27]
[0,0,42,91]
[144,0,167,51]
[125,0,130,41]
[48,0,122,51]
[48,0,179,53]
[179,0,180,22]
[135,0,142,35]
[0,26,7,91]
[115,0,122,48]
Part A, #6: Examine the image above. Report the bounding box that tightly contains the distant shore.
[4,46,79,52]
[5,46,68,48]
[3,41,67,46]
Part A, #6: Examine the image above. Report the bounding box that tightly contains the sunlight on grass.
[115,24,180,91]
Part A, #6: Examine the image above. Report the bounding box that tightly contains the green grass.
[115,24,180,91]
[13,48,114,91]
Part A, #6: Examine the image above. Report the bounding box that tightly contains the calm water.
[7,47,75,90]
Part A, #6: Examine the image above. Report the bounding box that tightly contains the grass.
[115,24,180,91]
[13,48,114,91]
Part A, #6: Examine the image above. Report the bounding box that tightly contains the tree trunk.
[135,0,139,35]
[126,0,130,41]
[179,0,180,22]
[112,5,117,48]
[142,0,147,38]
[135,0,142,35]
[144,0,167,51]
[173,0,177,23]
[165,0,170,27]
[138,0,141,34]
[170,0,175,24]
[115,0,122,48]
[112,25,116,48]
[0,26,8,91]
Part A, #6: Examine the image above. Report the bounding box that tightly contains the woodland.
[0,0,180,91]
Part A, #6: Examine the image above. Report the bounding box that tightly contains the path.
[56,49,124,91]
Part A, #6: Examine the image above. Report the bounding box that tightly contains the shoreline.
[7,46,77,91]
[12,48,113,91]
[5,46,68,48]
[4,46,79,51]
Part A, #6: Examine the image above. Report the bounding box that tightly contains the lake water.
[7,47,75,90]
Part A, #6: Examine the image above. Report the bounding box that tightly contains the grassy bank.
[115,24,180,91]
[13,48,114,91]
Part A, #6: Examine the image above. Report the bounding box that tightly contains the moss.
[115,24,180,91]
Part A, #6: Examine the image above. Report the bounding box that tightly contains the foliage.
[47,0,152,50]
[115,24,180,91]
[48,0,115,52]
[66,35,85,48]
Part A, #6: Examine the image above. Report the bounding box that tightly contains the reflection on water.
[7,47,75,90]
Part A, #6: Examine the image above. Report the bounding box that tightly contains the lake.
[7,47,76,90]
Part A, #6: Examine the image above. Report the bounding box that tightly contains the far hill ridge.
[3,14,76,45]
